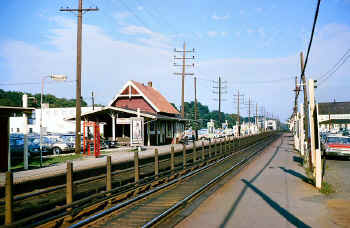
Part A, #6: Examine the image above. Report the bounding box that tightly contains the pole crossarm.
[60,0,98,154]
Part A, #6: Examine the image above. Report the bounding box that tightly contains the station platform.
[177,134,340,228]
[0,139,223,187]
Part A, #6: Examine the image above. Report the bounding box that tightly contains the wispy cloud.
[120,25,172,49]
[208,31,217,37]
[256,8,263,13]
[212,13,230,20]
[247,28,254,34]
[239,10,245,15]
[137,6,144,11]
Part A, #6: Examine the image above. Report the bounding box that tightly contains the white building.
[265,119,277,131]
[10,107,102,134]
[318,101,350,132]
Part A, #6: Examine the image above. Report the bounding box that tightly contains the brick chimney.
[147,81,152,87]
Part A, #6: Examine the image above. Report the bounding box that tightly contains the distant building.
[318,101,350,132]
[10,107,101,134]
[265,119,277,131]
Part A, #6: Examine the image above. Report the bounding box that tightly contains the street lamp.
[40,74,67,167]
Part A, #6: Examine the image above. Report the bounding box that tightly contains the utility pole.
[300,51,311,168]
[174,42,195,118]
[91,91,95,111]
[194,76,198,139]
[294,76,299,114]
[256,103,258,132]
[233,90,244,136]
[248,97,251,135]
[60,0,98,154]
[213,76,227,126]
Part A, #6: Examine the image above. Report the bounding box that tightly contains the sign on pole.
[130,117,144,146]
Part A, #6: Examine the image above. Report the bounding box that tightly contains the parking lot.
[324,156,350,197]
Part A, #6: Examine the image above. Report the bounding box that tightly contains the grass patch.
[11,154,83,171]
[320,181,335,195]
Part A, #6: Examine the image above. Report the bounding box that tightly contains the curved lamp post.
[40,74,67,167]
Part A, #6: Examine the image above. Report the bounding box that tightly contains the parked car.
[9,136,48,159]
[198,129,209,140]
[42,136,74,155]
[323,136,350,157]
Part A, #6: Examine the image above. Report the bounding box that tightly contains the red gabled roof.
[131,81,180,115]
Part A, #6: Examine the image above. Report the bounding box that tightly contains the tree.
[0,89,89,108]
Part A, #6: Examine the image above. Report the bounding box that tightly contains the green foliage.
[320,181,335,195]
[180,101,243,129]
[0,89,89,108]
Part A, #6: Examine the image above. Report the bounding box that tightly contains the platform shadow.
[293,155,304,165]
[279,166,313,184]
[241,179,311,228]
[219,136,283,228]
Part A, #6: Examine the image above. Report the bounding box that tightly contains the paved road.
[177,134,340,228]
[324,156,350,197]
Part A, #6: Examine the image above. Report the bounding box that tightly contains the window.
[11,128,13,133]
[16,128,20,133]
[29,128,33,133]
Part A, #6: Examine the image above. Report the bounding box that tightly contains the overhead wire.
[293,0,321,116]
[317,49,350,85]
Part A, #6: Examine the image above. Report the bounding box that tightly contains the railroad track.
[69,133,281,228]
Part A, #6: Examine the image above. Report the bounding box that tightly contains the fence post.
[5,171,13,225]
[224,139,227,154]
[134,150,139,183]
[193,141,197,164]
[220,139,223,155]
[202,141,205,161]
[106,156,112,192]
[171,146,175,171]
[182,144,186,169]
[66,161,73,214]
[208,140,211,158]
[106,156,112,206]
[214,140,217,157]
[155,148,159,177]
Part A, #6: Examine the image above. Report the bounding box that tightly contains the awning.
[319,119,350,124]
[0,106,34,117]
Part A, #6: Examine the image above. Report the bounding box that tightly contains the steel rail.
[68,134,277,228]
[143,135,276,227]
[6,137,236,227]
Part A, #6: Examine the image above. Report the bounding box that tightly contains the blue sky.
[1,0,350,121]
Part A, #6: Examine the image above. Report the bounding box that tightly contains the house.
[318,101,350,132]
[78,80,185,146]
[10,107,102,134]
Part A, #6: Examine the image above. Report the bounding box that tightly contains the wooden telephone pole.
[174,42,195,118]
[213,76,227,126]
[300,51,311,168]
[60,0,98,154]
[194,76,198,139]
[233,90,244,136]
[255,103,258,131]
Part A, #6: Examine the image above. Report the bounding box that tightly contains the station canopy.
[66,106,186,123]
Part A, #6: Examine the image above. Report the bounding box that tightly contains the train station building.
[77,80,185,146]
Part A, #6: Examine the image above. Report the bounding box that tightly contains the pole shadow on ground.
[219,135,310,228]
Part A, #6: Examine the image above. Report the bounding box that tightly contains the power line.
[318,48,350,81]
[133,0,180,35]
[119,0,151,30]
[318,51,350,85]
[294,0,321,117]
